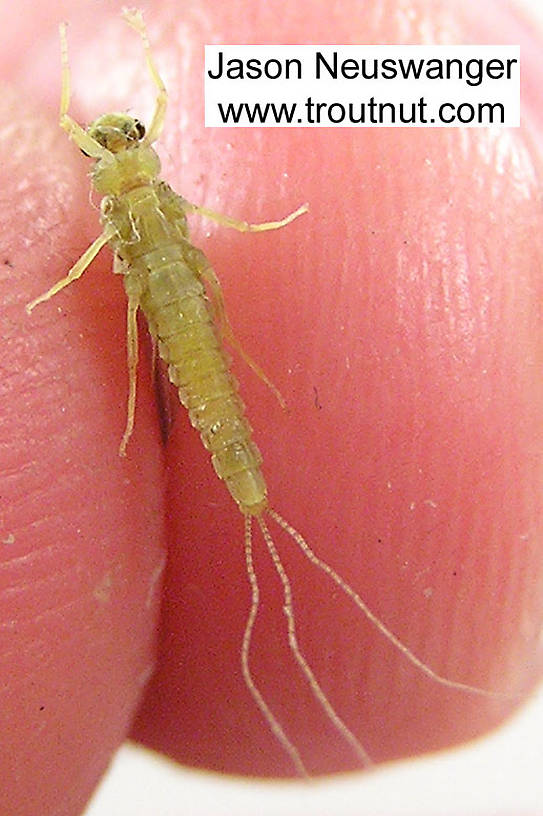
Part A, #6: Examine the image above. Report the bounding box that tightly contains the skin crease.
[1,0,542,812]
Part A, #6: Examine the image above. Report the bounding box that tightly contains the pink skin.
[1,0,542,813]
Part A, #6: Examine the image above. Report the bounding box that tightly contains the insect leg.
[58,23,111,160]
[122,9,167,146]
[198,259,286,409]
[25,226,115,314]
[119,290,140,457]
[183,201,309,233]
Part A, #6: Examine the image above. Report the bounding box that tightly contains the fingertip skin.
[133,0,543,777]
[1,0,543,809]
[0,89,166,813]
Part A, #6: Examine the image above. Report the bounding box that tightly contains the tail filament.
[242,515,308,777]
[241,507,510,776]
[267,508,509,698]
[257,514,373,767]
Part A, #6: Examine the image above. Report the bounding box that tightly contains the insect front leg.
[122,9,167,146]
[58,23,112,160]
[25,226,115,313]
[182,200,309,233]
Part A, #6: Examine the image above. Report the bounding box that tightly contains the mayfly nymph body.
[26,9,506,777]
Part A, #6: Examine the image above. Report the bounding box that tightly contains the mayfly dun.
[26,9,507,777]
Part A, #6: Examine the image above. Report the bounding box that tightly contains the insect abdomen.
[139,257,268,516]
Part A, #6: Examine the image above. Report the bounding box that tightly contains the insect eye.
[134,120,146,139]
[101,197,114,215]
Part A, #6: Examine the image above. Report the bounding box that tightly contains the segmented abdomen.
[137,248,268,516]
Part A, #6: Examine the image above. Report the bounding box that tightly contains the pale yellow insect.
[26,10,505,777]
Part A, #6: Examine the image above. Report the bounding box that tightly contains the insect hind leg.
[119,291,140,457]
[199,261,287,409]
